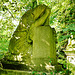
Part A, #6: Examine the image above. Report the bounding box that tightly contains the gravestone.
[32,26,57,71]
[1,5,51,70]
[1,4,61,71]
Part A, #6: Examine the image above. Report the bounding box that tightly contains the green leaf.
[62,28,69,32]
[58,35,70,42]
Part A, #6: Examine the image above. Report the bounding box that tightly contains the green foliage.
[48,0,75,61]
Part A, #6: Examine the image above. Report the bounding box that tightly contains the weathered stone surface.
[2,5,51,70]
[32,26,57,71]
[8,5,47,55]
[0,69,63,75]
[7,5,51,62]
[0,69,32,75]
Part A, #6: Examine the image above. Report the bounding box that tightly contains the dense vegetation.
[0,0,75,74]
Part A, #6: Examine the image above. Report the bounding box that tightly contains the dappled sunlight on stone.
[45,62,55,71]
[17,53,22,61]
[42,39,50,46]
[14,53,22,61]
[15,36,20,39]
[40,64,43,67]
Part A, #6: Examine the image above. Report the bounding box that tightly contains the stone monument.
[1,5,61,71]
[32,26,57,71]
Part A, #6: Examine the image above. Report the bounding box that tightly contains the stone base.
[0,69,32,75]
[31,58,57,72]
[31,58,62,72]
[0,69,63,75]
[1,59,29,70]
[31,64,62,72]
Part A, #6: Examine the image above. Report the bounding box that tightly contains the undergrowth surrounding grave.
[0,0,75,74]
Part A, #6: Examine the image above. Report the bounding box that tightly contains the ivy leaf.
[58,35,70,42]
[70,27,75,31]
[62,28,69,32]
[71,32,75,35]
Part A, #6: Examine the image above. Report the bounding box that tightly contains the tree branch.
[4,5,15,19]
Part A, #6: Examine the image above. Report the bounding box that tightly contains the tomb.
[1,4,61,72]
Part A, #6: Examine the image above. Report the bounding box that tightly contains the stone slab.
[32,26,57,71]
[0,69,63,75]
